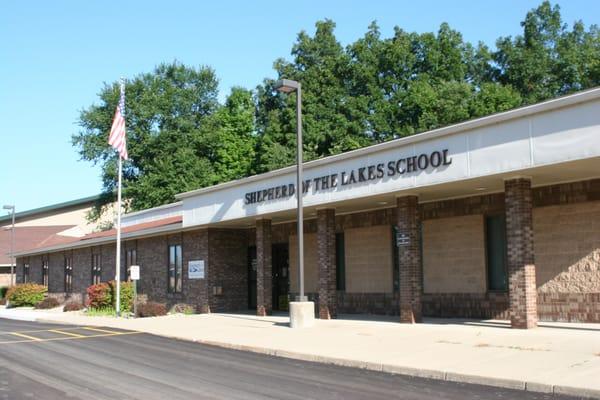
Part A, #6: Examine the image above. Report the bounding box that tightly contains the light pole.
[274,79,314,328]
[3,205,15,287]
[274,79,306,301]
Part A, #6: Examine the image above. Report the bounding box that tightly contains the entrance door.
[247,244,290,311]
[247,246,257,310]
[272,244,289,311]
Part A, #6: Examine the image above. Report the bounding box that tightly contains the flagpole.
[115,153,122,316]
[114,77,125,317]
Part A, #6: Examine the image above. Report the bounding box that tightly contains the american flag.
[108,82,128,160]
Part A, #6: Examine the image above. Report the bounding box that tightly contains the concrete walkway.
[2,307,599,398]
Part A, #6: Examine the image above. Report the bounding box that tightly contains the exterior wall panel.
[422,215,486,293]
[345,225,392,293]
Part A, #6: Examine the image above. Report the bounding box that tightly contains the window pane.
[176,245,182,292]
[486,215,508,291]
[335,233,345,291]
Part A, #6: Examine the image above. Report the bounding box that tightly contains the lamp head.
[274,79,300,93]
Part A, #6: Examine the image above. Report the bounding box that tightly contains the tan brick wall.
[289,233,318,293]
[345,225,393,293]
[423,214,486,294]
[534,200,600,293]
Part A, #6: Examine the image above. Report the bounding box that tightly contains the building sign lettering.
[244,149,452,205]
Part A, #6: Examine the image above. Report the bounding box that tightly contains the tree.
[493,1,600,103]
[73,62,221,217]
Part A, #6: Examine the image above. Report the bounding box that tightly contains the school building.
[14,87,600,328]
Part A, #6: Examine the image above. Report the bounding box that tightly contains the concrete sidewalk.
[2,307,600,398]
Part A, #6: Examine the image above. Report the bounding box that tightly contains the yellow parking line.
[0,326,87,335]
[48,329,85,338]
[82,327,122,334]
[10,332,41,341]
[0,331,140,346]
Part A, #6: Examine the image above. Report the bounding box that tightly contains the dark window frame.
[91,252,101,285]
[64,255,73,293]
[335,232,345,291]
[42,258,49,287]
[167,244,182,293]
[23,260,30,283]
[484,214,508,292]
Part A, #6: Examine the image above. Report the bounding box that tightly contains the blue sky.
[1,0,598,213]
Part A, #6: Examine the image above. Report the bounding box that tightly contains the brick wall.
[208,229,248,312]
[345,225,393,293]
[289,233,318,292]
[423,214,486,293]
[182,230,209,312]
[534,201,600,293]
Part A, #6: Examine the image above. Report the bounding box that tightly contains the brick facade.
[256,219,272,316]
[505,178,538,329]
[13,178,600,323]
[317,209,336,319]
[397,195,422,323]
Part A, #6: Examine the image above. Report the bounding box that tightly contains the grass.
[85,307,116,317]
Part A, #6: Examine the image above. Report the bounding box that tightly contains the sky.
[1,0,599,214]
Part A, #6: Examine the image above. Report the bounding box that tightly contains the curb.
[18,315,600,400]
[189,338,600,399]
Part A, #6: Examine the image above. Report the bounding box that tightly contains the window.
[392,226,399,292]
[126,248,137,281]
[335,233,345,291]
[486,215,508,291]
[91,253,101,285]
[64,256,73,292]
[168,244,182,293]
[42,259,49,287]
[23,261,30,283]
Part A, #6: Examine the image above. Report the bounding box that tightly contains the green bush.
[109,280,134,314]
[6,284,47,307]
[136,302,167,318]
[35,297,60,309]
[86,307,116,317]
[86,283,112,309]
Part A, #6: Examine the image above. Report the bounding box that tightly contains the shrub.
[0,286,8,299]
[86,306,116,317]
[136,301,167,318]
[35,297,60,309]
[6,284,47,307]
[63,301,84,312]
[109,280,134,314]
[86,283,112,309]
[170,303,195,315]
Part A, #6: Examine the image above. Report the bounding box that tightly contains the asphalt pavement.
[0,318,578,400]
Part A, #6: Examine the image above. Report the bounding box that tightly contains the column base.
[257,305,271,317]
[319,305,336,320]
[289,301,315,328]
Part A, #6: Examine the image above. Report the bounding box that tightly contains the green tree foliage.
[494,1,600,103]
[74,2,599,216]
[73,62,255,216]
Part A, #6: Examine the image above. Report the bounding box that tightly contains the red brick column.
[256,219,272,316]
[397,195,422,323]
[505,178,537,329]
[317,208,337,319]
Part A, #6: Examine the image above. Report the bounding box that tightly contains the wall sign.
[244,149,452,205]
[130,265,140,280]
[188,260,205,279]
[396,233,410,247]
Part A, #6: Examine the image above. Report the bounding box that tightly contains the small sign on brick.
[188,260,205,279]
[396,232,410,246]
